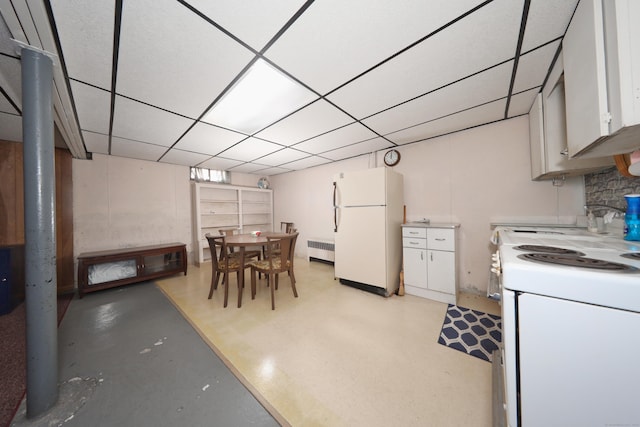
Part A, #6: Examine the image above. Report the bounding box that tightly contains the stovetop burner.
[518,253,638,272]
[513,245,585,256]
[621,253,640,261]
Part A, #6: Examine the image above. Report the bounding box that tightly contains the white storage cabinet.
[402,224,458,304]
[192,182,273,265]
[528,52,612,180]
[563,0,640,158]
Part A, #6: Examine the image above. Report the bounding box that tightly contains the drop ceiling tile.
[321,137,391,160]
[173,122,246,155]
[70,81,110,134]
[0,113,22,142]
[506,88,539,117]
[0,13,16,55]
[363,61,513,136]
[198,156,243,170]
[82,130,109,154]
[293,122,379,154]
[219,137,281,162]
[255,147,309,166]
[254,166,293,176]
[50,1,114,88]
[6,2,40,50]
[183,0,306,52]
[327,0,522,119]
[265,0,487,94]
[512,41,559,93]
[229,162,271,174]
[0,94,17,114]
[117,0,254,118]
[159,149,211,166]
[282,155,332,170]
[255,99,354,146]
[385,98,507,145]
[521,0,579,51]
[111,136,167,161]
[111,96,194,147]
[0,55,22,107]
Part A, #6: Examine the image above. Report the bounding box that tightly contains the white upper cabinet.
[563,0,640,158]
[529,53,612,180]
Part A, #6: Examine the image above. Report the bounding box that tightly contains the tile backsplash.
[585,167,640,211]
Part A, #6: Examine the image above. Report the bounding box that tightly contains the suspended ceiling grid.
[0,0,578,175]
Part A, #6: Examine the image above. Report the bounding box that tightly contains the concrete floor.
[11,257,500,426]
[11,282,277,427]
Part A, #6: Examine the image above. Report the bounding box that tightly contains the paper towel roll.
[628,150,640,176]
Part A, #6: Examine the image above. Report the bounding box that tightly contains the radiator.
[307,238,335,264]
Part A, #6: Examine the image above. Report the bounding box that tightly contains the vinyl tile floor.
[10,258,499,426]
[155,258,501,426]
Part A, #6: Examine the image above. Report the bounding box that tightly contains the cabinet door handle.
[421,251,424,261]
[430,252,433,261]
[435,238,445,241]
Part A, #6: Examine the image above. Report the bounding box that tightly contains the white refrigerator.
[333,167,404,296]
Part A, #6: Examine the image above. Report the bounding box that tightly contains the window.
[190,167,230,184]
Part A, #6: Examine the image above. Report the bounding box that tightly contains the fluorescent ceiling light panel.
[203,59,317,134]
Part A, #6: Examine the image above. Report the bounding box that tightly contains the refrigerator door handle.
[333,182,338,232]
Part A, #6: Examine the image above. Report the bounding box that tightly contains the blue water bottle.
[624,194,640,241]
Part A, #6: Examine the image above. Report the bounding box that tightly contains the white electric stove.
[492,226,640,427]
[498,226,640,311]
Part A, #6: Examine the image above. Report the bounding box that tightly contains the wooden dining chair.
[264,223,296,260]
[218,228,261,263]
[249,232,299,310]
[219,228,263,278]
[205,233,247,308]
[280,222,294,233]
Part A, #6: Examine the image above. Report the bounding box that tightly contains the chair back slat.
[205,233,229,270]
[218,229,238,253]
[280,222,294,233]
[265,232,298,271]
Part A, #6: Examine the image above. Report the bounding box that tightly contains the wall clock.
[384,149,401,167]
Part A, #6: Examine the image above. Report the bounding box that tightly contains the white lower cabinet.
[402,224,458,304]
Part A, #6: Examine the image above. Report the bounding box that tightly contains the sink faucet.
[584,204,626,216]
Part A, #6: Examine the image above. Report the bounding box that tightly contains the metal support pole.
[21,47,58,418]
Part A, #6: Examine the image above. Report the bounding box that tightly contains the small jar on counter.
[624,194,640,241]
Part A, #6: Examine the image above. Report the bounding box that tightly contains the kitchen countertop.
[490,222,585,229]
[402,222,460,229]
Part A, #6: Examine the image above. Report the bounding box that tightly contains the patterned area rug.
[437,304,501,363]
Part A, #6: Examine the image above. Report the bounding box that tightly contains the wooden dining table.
[224,232,289,307]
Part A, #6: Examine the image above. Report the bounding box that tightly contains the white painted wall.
[270,116,586,294]
[72,154,260,265]
[73,155,192,259]
[72,116,585,294]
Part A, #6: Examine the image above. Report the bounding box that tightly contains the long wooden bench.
[77,243,187,297]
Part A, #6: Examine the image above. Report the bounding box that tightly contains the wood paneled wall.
[0,141,24,244]
[0,139,74,294]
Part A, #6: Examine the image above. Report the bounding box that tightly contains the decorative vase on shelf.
[257,177,270,189]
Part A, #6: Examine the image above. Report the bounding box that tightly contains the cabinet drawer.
[403,237,427,249]
[402,227,427,239]
[427,228,455,251]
